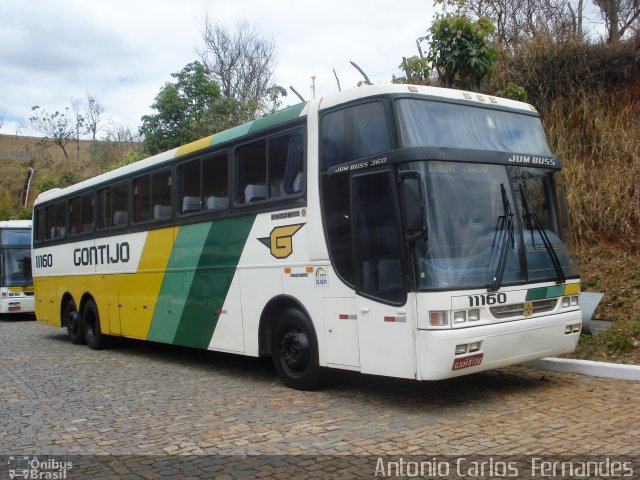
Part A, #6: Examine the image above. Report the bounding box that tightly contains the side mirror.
[398,170,426,243]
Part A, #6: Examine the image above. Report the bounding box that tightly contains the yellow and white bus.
[0,220,34,314]
[32,85,582,389]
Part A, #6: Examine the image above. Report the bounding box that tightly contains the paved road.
[1,317,638,478]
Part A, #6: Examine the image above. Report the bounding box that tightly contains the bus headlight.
[468,309,480,321]
[454,311,466,324]
[468,341,481,352]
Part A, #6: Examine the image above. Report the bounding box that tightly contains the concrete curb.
[523,357,640,381]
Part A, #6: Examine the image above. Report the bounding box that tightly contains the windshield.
[396,99,553,156]
[1,229,31,245]
[412,161,578,290]
[1,248,33,287]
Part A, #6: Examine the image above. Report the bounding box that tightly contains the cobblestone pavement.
[1,318,639,478]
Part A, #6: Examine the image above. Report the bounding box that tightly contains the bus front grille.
[490,299,558,319]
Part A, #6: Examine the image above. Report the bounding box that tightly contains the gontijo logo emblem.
[258,223,305,259]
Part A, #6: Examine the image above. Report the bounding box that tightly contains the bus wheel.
[82,299,107,350]
[64,300,85,345]
[271,308,322,390]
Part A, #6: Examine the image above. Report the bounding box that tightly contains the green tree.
[139,61,235,155]
[426,15,497,90]
[393,55,432,85]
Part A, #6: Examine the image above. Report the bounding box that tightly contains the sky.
[0,0,436,138]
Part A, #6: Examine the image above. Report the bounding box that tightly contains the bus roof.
[33,85,536,206]
[319,84,537,113]
[0,220,32,229]
[34,101,310,206]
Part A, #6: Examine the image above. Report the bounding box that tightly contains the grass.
[568,241,640,364]
[539,90,640,365]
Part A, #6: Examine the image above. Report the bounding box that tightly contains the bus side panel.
[119,228,175,340]
[146,218,255,349]
[34,277,56,326]
[208,272,245,353]
[238,267,284,357]
[147,223,211,344]
[172,216,255,349]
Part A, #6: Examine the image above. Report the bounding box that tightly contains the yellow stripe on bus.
[118,227,176,340]
[175,134,215,157]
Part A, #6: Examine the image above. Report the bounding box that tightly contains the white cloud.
[0,0,434,137]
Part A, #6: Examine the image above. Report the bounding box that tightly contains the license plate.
[8,306,21,312]
[452,353,484,371]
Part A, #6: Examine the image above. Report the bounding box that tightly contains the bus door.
[351,169,417,379]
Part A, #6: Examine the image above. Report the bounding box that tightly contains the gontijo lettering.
[73,242,130,266]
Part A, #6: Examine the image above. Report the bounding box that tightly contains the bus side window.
[151,170,172,220]
[203,153,229,211]
[133,175,151,223]
[281,131,304,195]
[99,181,129,229]
[179,159,201,213]
[45,202,66,239]
[35,208,46,242]
[321,102,391,170]
[69,193,94,235]
[237,140,267,204]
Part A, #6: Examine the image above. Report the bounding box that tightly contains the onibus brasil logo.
[7,456,72,479]
[258,223,305,259]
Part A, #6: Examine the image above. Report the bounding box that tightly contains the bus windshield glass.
[396,99,553,155]
[1,247,32,287]
[411,161,578,290]
[2,229,31,245]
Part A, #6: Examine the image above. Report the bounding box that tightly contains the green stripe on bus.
[146,223,211,343]
[546,285,565,298]
[210,103,306,147]
[525,287,548,301]
[172,215,256,349]
[526,284,568,301]
[247,103,307,134]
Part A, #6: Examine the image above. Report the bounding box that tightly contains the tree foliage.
[436,0,578,47]
[593,0,640,42]
[393,55,432,84]
[437,0,639,45]
[426,15,497,89]
[139,61,235,155]
[199,17,285,123]
[29,106,74,159]
[83,94,107,142]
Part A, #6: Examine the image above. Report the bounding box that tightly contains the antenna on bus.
[289,86,306,103]
[333,69,342,92]
[350,61,372,86]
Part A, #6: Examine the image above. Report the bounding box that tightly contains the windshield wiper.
[518,184,566,284]
[488,183,515,292]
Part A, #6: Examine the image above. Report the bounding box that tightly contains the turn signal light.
[429,311,448,327]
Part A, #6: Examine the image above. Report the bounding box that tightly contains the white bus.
[0,220,34,314]
[32,85,581,389]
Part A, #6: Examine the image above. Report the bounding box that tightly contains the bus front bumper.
[0,296,35,314]
[417,310,582,380]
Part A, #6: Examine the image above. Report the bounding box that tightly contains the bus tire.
[82,299,107,350]
[271,308,323,390]
[64,300,85,345]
